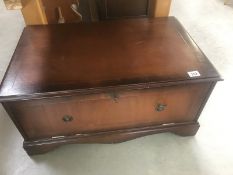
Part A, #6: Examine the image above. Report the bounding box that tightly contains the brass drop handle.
[156,104,167,112]
[62,115,73,122]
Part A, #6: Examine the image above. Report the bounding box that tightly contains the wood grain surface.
[6,82,211,140]
[0,17,221,101]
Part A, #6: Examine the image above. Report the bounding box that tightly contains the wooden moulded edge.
[23,121,200,155]
[0,77,223,102]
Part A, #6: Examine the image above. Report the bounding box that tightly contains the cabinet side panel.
[194,81,217,121]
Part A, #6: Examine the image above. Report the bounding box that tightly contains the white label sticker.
[187,71,201,77]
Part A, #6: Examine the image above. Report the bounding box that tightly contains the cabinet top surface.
[0,17,221,101]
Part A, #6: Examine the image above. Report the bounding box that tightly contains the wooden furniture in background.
[10,0,172,25]
[21,0,47,25]
[41,0,81,23]
[0,17,221,155]
[154,0,171,17]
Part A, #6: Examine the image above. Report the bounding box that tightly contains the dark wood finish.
[40,0,155,23]
[0,17,222,155]
[0,17,221,101]
[6,82,210,140]
[80,0,99,22]
[23,122,200,155]
[96,0,155,20]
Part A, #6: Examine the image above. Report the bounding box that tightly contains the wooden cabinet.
[7,83,210,140]
[40,0,155,23]
[96,0,155,20]
[0,17,222,155]
[20,0,171,25]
